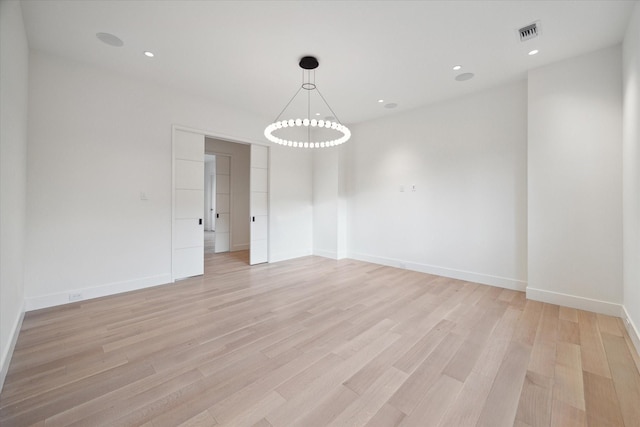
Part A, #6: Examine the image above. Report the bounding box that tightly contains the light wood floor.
[2,252,640,426]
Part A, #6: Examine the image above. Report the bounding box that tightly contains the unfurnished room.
[1,0,640,425]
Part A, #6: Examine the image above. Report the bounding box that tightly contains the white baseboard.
[0,300,25,393]
[622,305,640,357]
[313,249,338,260]
[269,249,313,263]
[526,287,623,317]
[350,252,527,291]
[24,274,172,312]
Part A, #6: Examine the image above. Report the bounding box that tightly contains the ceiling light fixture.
[144,51,155,58]
[264,56,350,149]
[378,99,384,103]
[528,49,539,56]
[453,65,462,71]
[96,32,124,47]
[455,73,475,81]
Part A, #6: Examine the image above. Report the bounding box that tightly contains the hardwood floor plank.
[514,370,553,427]
[392,319,455,374]
[214,391,285,427]
[551,340,586,426]
[578,310,612,378]
[398,374,462,427]
[550,399,586,427]
[597,314,624,337]
[557,319,581,345]
[363,403,405,427]
[289,385,358,427]
[583,371,625,426]
[601,332,640,427]
[327,366,407,426]
[387,333,463,415]
[174,409,218,427]
[1,251,639,426]
[274,353,344,400]
[438,306,524,426]
[475,341,531,427]
[265,330,401,426]
[0,360,155,426]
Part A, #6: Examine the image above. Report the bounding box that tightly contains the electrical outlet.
[69,293,82,302]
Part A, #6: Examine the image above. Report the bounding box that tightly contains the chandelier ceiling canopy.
[264,56,351,149]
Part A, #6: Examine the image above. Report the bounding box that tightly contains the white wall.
[205,137,250,251]
[25,51,313,309]
[313,146,350,259]
[528,45,623,315]
[269,145,313,262]
[345,80,528,290]
[313,149,339,258]
[0,0,29,390]
[623,2,640,349]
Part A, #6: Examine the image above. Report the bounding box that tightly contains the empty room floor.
[1,251,639,426]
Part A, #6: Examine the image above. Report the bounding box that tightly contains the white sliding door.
[173,129,204,279]
[215,155,231,253]
[250,144,269,265]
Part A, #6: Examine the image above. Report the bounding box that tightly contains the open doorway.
[172,127,268,281]
[205,137,250,259]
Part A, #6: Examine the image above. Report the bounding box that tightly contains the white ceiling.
[21,0,637,125]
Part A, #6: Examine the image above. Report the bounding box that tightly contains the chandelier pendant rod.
[307,71,311,143]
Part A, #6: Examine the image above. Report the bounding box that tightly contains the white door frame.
[171,125,270,281]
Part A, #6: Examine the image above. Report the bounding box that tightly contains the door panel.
[250,145,269,265]
[216,193,230,213]
[174,219,204,248]
[173,129,204,279]
[216,175,230,195]
[175,160,204,189]
[175,190,204,219]
[215,155,231,253]
[252,192,268,216]
[216,213,230,233]
[250,168,268,193]
[173,247,203,279]
[252,215,268,240]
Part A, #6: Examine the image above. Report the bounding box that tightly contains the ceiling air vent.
[518,21,541,42]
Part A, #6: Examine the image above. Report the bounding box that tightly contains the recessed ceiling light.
[315,112,321,116]
[528,49,539,56]
[144,51,155,58]
[455,73,475,81]
[378,99,384,103]
[453,65,462,71]
[96,32,123,47]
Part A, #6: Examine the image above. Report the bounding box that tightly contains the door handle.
[216,213,219,218]
[252,216,255,222]
[199,218,202,225]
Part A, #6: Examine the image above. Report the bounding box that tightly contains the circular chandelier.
[264,56,351,149]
